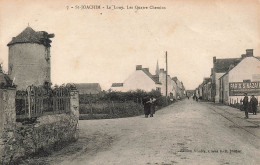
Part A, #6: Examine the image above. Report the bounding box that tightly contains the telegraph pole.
[166,51,168,104]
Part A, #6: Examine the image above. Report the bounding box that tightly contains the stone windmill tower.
[7,26,54,90]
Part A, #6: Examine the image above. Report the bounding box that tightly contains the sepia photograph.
[0,0,260,164]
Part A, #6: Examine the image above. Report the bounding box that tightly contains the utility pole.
[166,51,168,104]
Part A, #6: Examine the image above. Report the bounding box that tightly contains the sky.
[0,0,260,90]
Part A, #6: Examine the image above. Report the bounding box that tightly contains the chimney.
[213,56,216,63]
[136,65,142,70]
[241,54,246,59]
[246,49,253,57]
[143,68,149,72]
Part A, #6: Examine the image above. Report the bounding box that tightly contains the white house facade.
[219,56,260,105]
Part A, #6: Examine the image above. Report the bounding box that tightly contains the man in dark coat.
[143,97,151,118]
[250,95,258,115]
[243,93,249,118]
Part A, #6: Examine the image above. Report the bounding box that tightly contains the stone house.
[219,56,260,105]
[7,26,54,90]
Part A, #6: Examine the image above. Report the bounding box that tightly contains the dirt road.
[23,99,260,165]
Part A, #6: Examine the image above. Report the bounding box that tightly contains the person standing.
[150,98,156,117]
[243,93,249,118]
[250,95,258,115]
[143,97,151,118]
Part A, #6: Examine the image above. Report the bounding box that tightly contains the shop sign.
[229,81,260,96]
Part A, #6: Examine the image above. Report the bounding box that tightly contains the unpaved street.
[24,99,260,165]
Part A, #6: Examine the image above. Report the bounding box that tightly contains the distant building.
[111,62,186,98]
[219,56,260,105]
[202,78,212,101]
[74,83,102,95]
[111,65,162,93]
[172,77,185,99]
[7,26,54,90]
[186,90,194,97]
[158,69,176,98]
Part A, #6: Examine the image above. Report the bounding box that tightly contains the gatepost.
[0,87,16,164]
[70,89,79,140]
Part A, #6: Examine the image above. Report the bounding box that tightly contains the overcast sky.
[0,0,260,90]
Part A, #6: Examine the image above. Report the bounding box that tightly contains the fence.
[15,84,76,120]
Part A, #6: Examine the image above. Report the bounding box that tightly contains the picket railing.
[15,84,76,120]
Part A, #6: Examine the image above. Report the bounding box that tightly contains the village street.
[22,99,260,165]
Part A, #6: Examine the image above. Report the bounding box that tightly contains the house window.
[156,87,161,92]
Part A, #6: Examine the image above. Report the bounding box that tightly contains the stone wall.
[0,88,79,164]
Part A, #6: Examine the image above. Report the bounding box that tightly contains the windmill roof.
[7,27,54,47]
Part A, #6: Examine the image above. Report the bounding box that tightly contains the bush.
[79,89,174,119]
[79,100,144,119]
[79,89,163,106]
[154,96,167,107]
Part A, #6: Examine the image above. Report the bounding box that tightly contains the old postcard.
[0,0,260,164]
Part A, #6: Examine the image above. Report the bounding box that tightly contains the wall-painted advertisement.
[229,82,260,96]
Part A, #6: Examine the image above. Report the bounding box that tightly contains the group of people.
[143,97,156,118]
[243,93,258,119]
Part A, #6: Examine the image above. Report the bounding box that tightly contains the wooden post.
[90,100,93,114]
[27,86,31,118]
[166,51,168,105]
[109,100,112,115]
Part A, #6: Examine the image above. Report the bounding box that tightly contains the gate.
[15,84,75,119]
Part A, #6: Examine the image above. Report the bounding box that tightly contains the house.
[111,65,162,93]
[158,69,177,98]
[202,78,211,101]
[219,56,260,105]
[172,77,185,99]
[211,53,242,102]
[181,82,186,97]
[7,26,54,90]
[111,62,186,98]
[74,83,102,95]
